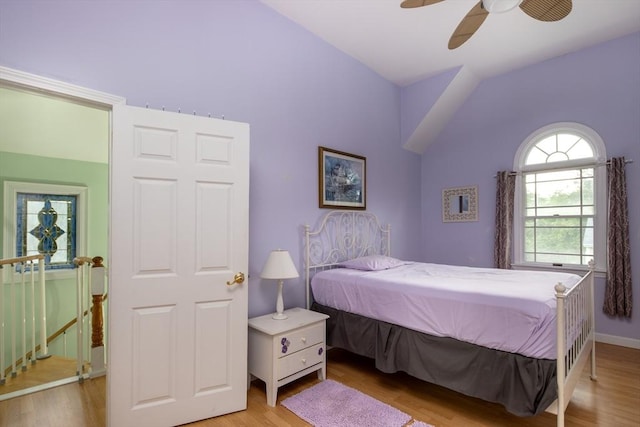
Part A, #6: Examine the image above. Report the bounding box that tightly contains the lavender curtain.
[494,171,515,269]
[603,157,632,318]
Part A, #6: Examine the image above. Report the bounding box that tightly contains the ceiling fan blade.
[400,0,445,9]
[519,0,572,22]
[448,1,489,50]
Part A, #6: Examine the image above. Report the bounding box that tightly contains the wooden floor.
[0,342,638,427]
[0,356,78,397]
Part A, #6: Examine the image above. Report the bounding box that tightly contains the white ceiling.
[260,0,640,87]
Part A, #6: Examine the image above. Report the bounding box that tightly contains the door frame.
[0,65,125,410]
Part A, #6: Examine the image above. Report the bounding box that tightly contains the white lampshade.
[482,0,523,13]
[260,250,299,280]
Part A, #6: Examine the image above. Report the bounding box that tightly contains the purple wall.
[421,32,640,341]
[1,0,636,342]
[0,0,423,317]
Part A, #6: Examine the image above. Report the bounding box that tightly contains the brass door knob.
[226,272,245,286]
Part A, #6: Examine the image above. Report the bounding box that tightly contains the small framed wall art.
[442,185,478,222]
[318,146,366,209]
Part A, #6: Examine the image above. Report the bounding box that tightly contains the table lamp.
[260,249,299,320]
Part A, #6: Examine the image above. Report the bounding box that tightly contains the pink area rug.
[281,379,433,427]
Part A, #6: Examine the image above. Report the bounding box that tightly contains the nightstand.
[248,307,329,406]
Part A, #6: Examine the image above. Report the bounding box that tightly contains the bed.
[304,210,597,427]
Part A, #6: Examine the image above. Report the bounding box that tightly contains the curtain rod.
[605,158,633,165]
[493,158,634,178]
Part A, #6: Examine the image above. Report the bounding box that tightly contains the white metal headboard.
[304,210,391,309]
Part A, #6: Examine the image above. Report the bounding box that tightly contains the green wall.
[1,151,108,363]
[0,151,108,260]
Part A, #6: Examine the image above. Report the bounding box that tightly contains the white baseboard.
[596,333,640,349]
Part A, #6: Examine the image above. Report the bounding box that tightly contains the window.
[3,181,87,275]
[513,123,606,271]
[16,193,78,269]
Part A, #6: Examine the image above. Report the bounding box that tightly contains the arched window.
[513,123,606,271]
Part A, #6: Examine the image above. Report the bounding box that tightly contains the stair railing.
[72,256,107,379]
[1,255,107,386]
[0,255,47,385]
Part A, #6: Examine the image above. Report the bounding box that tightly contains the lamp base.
[272,279,288,320]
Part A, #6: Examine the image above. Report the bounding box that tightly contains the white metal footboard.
[552,260,597,427]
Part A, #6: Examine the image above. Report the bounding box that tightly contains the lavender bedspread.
[311,263,581,359]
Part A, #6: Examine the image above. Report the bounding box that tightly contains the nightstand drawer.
[278,344,325,380]
[276,322,324,357]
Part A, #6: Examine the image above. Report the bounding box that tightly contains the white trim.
[596,333,640,350]
[3,181,88,281]
[0,374,88,402]
[0,66,123,418]
[511,262,607,279]
[0,66,125,107]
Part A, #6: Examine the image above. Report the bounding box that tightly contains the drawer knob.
[301,358,307,364]
[281,337,291,354]
[301,337,307,343]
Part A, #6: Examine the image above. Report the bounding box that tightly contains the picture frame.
[442,185,478,222]
[318,146,366,209]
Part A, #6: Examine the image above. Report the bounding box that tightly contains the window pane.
[582,177,594,205]
[547,152,569,163]
[525,147,549,165]
[535,206,582,216]
[583,223,594,255]
[536,253,582,264]
[535,180,581,206]
[536,217,580,227]
[535,227,581,254]
[536,136,557,156]
[525,228,535,252]
[535,170,580,182]
[556,134,582,153]
[525,183,536,207]
[566,139,594,160]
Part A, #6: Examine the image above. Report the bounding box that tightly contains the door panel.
[109,105,249,427]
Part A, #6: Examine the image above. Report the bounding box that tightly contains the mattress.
[311,262,581,359]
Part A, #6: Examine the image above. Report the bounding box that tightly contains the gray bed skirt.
[311,302,558,417]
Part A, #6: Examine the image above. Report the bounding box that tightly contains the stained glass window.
[16,193,77,270]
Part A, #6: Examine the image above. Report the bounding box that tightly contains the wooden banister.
[0,254,44,266]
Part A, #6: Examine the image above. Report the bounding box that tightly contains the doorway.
[0,68,121,399]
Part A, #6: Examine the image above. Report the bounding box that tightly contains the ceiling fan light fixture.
[482,0,523,13]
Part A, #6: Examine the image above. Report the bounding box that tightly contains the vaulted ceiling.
[261,0,640,86]
[260,0,640,153]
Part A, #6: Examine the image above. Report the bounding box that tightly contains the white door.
[109,105,250,427]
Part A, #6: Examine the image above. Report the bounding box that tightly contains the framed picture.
[442,185,478,222]
[318,146,366,209]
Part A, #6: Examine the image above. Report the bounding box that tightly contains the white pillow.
[338,255,409,271]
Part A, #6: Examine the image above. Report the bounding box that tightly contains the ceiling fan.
[401,0,572,49]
